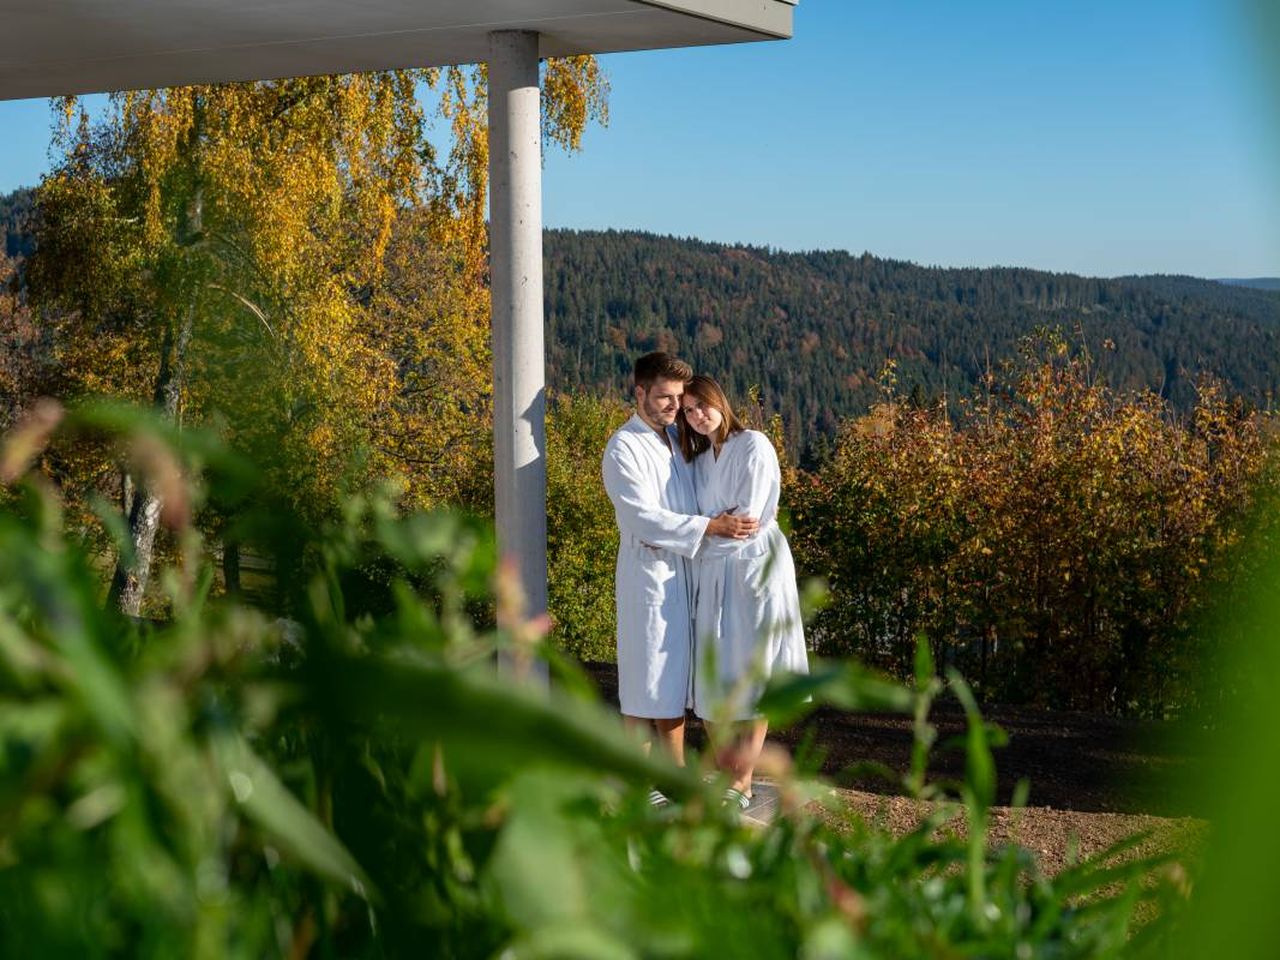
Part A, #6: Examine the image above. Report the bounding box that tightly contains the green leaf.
[311,654,697,799]
[0,609,48,689]
[947,670,995,812]
[88,493,135,569]
[758,658,912,727]
[913,634,934,692]
[504,923,637,960]
[485,770,596,928]
[211,731,375,899]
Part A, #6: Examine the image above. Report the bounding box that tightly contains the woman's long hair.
[678,375,746,462]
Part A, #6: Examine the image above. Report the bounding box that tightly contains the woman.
[678,375,809,809]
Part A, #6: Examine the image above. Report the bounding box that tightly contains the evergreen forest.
[544,228,1280,459]
[0,186,34,259]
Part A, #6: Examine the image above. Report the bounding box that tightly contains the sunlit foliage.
[23,63,607,610]
[0,255,40,435]
[791,333,1279,715]
[545,390,629,661]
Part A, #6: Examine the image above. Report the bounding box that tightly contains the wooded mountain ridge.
[544,229,1280,457]
[0,187,33,260]
[1218,277,1280,291]
[5,186,1279,460]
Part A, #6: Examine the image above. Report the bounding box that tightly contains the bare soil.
[581,662,1209,875]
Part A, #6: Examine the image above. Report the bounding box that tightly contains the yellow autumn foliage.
[27,63,607,535]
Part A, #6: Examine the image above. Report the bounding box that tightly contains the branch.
[207,283,277,341]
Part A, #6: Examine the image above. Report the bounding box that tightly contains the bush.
[546,390,628,662]
[790,336,1279,716]
[0,401,1196,958]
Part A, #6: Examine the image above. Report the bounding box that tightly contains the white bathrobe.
[692,429,809,722]
[602,414,708,718]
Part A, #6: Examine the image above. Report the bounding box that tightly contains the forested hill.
[1218,277,1280,292]
[0,187,34,260]
[4,182,1279,459]
[544,229,1280,454]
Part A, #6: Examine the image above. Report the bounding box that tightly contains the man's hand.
[706,510,759,540]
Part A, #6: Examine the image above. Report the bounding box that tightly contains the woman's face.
[680,394,723,437]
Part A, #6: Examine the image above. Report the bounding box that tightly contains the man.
[602,352,758,783]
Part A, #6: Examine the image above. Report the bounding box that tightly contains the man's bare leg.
[653,716,686,767]
[625,714,686,806]
[624,715,654,755]
[624,715,686,767]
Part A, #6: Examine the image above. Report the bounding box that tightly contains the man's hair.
[634,351,693,388]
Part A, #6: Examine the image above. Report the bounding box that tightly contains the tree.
[0,255,39,431]
[27,62,608,615]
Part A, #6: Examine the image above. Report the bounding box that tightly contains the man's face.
[635,377,685,430]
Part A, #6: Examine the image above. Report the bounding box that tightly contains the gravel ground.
[582,662,1209,874]
[817,788,1206,878]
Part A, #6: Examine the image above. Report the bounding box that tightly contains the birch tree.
[28,61,607,614]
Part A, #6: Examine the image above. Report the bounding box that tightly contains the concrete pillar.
[488,30,548,681]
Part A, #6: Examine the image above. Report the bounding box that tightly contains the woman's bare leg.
[708,719,769,795]
[733,720,768,793]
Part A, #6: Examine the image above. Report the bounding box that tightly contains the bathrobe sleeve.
[603,436,709,559]
[695,433,781,561]
[730,432,781,524]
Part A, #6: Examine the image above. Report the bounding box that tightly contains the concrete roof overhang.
[0,0,796,101]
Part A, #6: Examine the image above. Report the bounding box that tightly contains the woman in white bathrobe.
[678,375,809,806]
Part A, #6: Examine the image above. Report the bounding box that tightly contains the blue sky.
[2,0,1275,278]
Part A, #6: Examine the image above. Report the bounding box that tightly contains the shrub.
[0,401,1195,958]
[791,336,1279,715]
[545,390,628,662]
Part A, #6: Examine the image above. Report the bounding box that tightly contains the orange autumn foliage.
[790,334,1280,716]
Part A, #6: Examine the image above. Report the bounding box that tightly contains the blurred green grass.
[0,399,1258,958]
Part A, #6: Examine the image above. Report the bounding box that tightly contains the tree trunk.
[108,175,203,617]
[222,538,241,595]
[108,307,194,616]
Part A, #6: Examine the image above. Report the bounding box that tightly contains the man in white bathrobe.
[602,352,758,769]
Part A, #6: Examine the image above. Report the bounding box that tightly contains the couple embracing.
[602,351,810,810]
